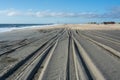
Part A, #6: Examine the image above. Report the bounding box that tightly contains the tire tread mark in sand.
[84,31,120,45]
[66,32,70,80]
[0,39,37,57]
[77,31,120,60]
[26,44,54,80]
[74,41,93,80]
[0,34,59,80]
[27,30,65,80]
[0,29,63,57]
[66,31,76,80]
[0,41,49,80]
[0,29,65,80]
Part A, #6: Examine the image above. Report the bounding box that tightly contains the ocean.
[0,24,54,33]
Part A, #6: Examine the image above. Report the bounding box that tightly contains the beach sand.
[0,24,120,80]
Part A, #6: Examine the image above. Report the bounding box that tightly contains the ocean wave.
[0,24,58,33]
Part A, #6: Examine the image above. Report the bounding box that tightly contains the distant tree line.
[102,22,115,24]
[88,21,119,24]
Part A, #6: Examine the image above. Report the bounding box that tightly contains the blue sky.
[0,0,120,23]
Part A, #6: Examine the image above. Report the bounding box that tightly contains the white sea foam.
[0,24,59,33]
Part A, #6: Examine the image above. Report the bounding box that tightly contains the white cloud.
[0,7,120,19]
[0,9,99,18]
[0,9,20,16]
[7,11,18,16]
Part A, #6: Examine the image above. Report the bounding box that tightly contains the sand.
[0,24,120,80]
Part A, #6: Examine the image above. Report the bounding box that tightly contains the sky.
[0,0,120,24]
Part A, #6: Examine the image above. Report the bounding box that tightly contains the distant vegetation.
[88,22,97,24]
[88,21,116,24]
[102,22,115,24]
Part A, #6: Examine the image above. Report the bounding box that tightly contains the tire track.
[73,29,120,80]
[72,35,105,80]
[0,39,37,57]
[0,29,65,80]
[72,39,90,80]
[78,31,120,59]
[26,40,58,80]
[6,38,57,80]
[76,30,120,60]
[66,30,77,80]
[84,31,120,45]
[37,40,58,80]
[0,29,63,57]
[94,30,120,40]
[36,29,68,80]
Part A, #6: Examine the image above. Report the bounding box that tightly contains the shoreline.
[0,24,120,41]
[0,24,60,33]
[0,24,120,33]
